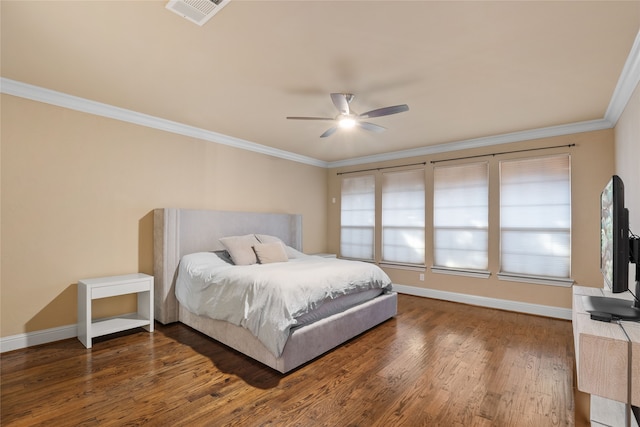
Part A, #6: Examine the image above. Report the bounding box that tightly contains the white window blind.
[340,175,375,260]
[500,155,571,278]
[381,169,425,265]
[433,162,489,270]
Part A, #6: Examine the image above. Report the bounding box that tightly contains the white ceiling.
[2,1,639,165]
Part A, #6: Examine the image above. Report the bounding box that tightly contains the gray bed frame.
[153,208,398,373]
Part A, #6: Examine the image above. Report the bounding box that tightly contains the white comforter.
[175,252,392,357]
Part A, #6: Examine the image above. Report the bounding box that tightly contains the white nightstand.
[77,273,154,348]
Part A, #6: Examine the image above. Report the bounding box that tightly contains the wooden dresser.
[573,285,639,426]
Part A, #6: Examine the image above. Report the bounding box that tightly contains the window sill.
[497,272,574,287]
[339,257,376,264]
[431,266,491,279]
[379,262,426,272]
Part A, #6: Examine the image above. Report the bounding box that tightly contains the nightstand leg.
[138,288,154,332]
[77,282,91,348]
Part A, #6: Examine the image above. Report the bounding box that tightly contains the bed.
[153,208,398,373]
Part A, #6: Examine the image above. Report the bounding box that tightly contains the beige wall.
[615,81,640,234]
[0,94,327,337]
[614,81,640,288]
[328,130,615,309]
[2,82,635,338]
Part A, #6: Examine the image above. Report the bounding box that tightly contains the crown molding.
[0,78,328,168]
[329,29,640,169]
[605,29,640,125]
[327,118,613,168]
[3,25,639,173]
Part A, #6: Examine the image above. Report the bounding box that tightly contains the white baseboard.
[0,312,139,353]
[1,324,78,353]
[393,284,573,320]
[1,289,571,353]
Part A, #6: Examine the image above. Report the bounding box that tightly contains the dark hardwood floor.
[1,294,584,426]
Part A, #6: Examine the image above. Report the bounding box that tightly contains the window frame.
[339,174,376,261]
[432,161,490,276]
[380,167,426,267]
[497,154,573,287]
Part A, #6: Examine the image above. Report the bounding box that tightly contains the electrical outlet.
[419,273,425,281]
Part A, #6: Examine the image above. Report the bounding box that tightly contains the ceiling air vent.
[166,0,230,26]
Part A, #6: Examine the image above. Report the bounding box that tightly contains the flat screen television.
[601,175,629,293]
[583,175,640,321]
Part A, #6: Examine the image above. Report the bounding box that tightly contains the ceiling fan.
[287,93,409,138]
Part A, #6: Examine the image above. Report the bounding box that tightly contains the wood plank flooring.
[1,294,583,426]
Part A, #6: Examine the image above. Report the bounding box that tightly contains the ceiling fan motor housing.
[286,92,409,137]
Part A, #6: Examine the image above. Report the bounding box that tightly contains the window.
[340,175,375,260]
[500,155,571,279]
[381,169,425,265]
[433,162,489,270]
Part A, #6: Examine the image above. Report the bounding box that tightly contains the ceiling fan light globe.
[339,117,356,129]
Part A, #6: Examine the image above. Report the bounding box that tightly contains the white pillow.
[255,234,306,258]
[253,242,289,264]
[255,234,283,244]
[284,246,308,259]
[219,234,260,265]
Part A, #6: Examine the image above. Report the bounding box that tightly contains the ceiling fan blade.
[359,104,409,119]
[357,121,386,133]
[330,93,351,115]
[320,127,339,138]
[286,116,335,121]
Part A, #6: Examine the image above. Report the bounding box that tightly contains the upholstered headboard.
[153,208,303,324]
